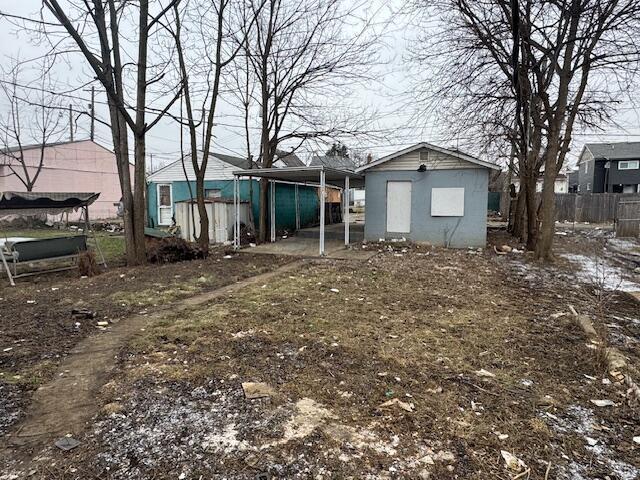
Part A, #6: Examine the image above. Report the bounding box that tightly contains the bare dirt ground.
[2,229,640,480]
[0,249,292,442]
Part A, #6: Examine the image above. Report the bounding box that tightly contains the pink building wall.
[0,140,130,220]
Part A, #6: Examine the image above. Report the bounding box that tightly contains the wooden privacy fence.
[553,193,640,224]
[616,200,640,237]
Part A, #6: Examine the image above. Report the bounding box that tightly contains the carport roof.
[232,166,364,188]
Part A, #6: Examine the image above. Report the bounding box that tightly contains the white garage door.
[386,181,412,233]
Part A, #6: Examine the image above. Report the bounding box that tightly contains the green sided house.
[146,151,319,241]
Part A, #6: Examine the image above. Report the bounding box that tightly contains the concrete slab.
[242,237,376,260]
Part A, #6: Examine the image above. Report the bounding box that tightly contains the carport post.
[295,184,300,231]
[270,180,276,243]
[344,176,350,246]
[319,169,326,256]
[233,175,239,250]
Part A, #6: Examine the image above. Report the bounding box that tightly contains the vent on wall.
[419,150,429,162]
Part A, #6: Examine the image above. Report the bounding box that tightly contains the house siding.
[608,159,640,186]
[147,179,319,232]
[364,169,489,247]
[0,140,126,219]
[367,148,483,172]
[577,146,640,192]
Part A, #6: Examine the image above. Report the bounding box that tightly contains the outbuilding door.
[386,181,412,233]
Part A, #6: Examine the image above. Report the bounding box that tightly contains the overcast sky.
[1,0,640,171]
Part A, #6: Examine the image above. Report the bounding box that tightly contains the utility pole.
[69,104,74,141]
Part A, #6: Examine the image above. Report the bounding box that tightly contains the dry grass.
[107,246,640,478]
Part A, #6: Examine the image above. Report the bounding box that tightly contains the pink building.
[0,140,126,219]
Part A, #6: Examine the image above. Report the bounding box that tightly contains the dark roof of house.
[213,152,256,169]
[585,142,640,160]
[275,150,305,167]
[309,155,356,170]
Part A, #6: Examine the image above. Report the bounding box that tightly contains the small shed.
[357,143,500,247]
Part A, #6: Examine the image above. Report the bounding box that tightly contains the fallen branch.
[569,304,639,407]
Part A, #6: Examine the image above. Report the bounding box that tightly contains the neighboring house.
[310,154,357,170]
[146,152,319,233]
[512,174,569,194]
[0,139,125,219]
[273,150,305,168]
[356,142,500,247]
[568,170,579,193]
[577,142,640,193]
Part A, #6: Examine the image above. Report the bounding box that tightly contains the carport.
[232,166,364,256]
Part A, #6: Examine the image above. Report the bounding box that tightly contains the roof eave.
[356,142,500,172]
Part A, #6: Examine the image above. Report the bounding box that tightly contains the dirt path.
[1,260,304,462]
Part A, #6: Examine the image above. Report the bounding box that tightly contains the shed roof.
[356,142,500,172]
[233,165,364,188]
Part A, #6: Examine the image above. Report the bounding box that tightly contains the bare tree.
[42,0,183,265]
[0,60,66,191]
[165,0,257,252]
[526,0,640,260]
[244,0,381,242]
[409,0,640,259]
[408,0,547,249]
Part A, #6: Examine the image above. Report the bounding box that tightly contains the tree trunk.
[133,133,147,264]
[524,172,538,251]
[535,144,560,261]
[195,174,210,251]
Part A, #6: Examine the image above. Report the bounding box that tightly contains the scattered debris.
[54,436,81,451]
[475,369,496,378]
[501,450,527,472]
[590,399,616,407]
[241,382,274,400]
[72,308,96,319]
[378,398,415,413]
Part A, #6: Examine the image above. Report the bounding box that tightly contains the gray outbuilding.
[357,143,500,247]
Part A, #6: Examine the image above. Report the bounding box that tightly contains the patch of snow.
[560,253,640,292]
[544,405,640,480]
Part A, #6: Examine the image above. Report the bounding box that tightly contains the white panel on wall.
[386,181,412,233]
[431,187,464,217]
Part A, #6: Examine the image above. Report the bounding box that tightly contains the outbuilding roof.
[356,142,500,172]
[233,165,364,188]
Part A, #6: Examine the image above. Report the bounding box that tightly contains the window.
[618,160,639,170]
[582,162,588,174]
[431,188,464,217]
[586,182,591,191]
[157,184,173,225]
[205,189,222,198]
[577,185,581,192]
